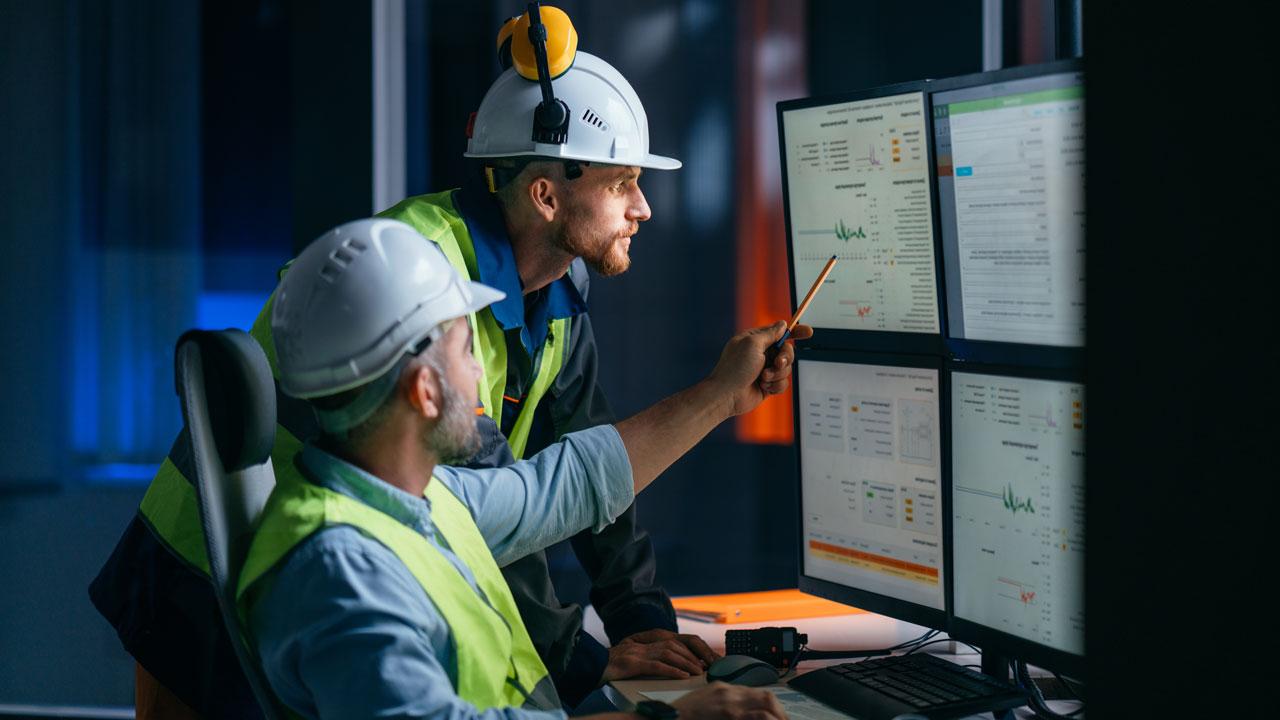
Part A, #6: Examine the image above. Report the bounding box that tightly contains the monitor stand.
[981,651,1016,720]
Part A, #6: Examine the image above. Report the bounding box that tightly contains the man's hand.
[615,322,812,494]
[707,322,814,417]
[670,682,788,720]
[601,629,719,681]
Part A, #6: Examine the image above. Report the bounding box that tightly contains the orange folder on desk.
[671,589,866,624]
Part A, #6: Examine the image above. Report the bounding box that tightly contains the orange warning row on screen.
[809,540,939,583]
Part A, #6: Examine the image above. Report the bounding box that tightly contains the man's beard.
[424,375,482,465]
[553,205,633,277]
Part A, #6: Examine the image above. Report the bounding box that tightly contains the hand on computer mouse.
[672,682,787,720]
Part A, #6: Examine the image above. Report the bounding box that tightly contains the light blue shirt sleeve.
[250,526,568,720]
[436,424,634,567]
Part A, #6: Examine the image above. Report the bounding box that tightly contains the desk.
[583,607,1083,719]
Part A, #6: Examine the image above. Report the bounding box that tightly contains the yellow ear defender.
[483,3,584,191]
[496,15,521,72]
[495,4,577,80]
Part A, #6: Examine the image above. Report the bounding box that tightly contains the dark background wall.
[1084,2,1276,717]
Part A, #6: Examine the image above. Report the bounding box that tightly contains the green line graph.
[835,219,867,241]
[1002,483,1035,515]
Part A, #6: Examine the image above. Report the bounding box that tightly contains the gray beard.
[426,377,482,465]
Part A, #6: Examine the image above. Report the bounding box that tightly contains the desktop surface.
[587,607,1081,719]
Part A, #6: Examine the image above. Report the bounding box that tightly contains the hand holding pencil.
[762,254,836,368]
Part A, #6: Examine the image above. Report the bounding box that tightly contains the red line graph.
[998,577,1037,605]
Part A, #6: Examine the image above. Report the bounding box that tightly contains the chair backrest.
[174,329,281,720]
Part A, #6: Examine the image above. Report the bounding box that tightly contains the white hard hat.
[466,51,681,170]
[271,218,504,401]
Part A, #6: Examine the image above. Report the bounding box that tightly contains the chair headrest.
[175,329,276,472]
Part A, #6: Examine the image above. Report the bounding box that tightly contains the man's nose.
[627,187,651,223]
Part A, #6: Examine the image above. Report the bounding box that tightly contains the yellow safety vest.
[138,189,571,576]
[237,470,554,711]
[378,190,571,460]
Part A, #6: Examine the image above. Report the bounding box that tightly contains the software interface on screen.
[933,72,1086,346]
[950,372,1085,654]
[799,360,944,610]
[783,92,940,334]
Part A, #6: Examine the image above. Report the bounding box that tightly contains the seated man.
[239,218,808,719]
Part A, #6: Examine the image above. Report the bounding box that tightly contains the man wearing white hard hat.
[241,218,800,720]
[377,4,726,707]
[87,5,796,717]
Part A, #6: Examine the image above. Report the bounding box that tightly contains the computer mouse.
[706,655,780,687]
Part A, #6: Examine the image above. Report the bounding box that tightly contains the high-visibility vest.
[237,470,555,711]
[378,190,571,460]
[137,189,571,578]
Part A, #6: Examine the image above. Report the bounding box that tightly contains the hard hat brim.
[640,153,682,171]
[465,149,683,171]
[461,280,506,315]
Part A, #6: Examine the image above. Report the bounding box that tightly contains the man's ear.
[405,363,442,421]
[529,175,559,223]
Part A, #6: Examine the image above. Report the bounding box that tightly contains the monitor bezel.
[944,360,1086,679]
[928,59,1087,368]
[777,81,947,355]
[793,347,949,631]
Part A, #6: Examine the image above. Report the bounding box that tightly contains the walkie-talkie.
[724,627,808,670]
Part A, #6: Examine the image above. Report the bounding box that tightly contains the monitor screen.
[950,370,1085,657]
[780,91,940,336]
[933,70,1086,347]
[798,357,945,614]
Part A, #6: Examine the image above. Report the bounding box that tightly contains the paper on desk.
[640,687,856,720]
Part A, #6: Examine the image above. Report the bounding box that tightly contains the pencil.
[771,254,837,350]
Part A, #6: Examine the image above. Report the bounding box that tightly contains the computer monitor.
[948,365,1085,678]
[795,350,947,629]
[932,60,1085,365]
[779,83,943,354]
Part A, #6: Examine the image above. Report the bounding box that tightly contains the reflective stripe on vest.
[236,474,552,711]
[137,294,299,576]
[378,191,570,459]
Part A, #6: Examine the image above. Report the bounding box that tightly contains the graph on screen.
[783,91,939,334]
[799,360,944,610]
[951,372,1085,654]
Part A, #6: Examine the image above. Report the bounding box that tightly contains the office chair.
[174,329,281,720]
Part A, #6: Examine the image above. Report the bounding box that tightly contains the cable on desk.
[795,629,940,664]
[1052,672,1085,702]
[1014,660,1085,720]
[902,637,982,655]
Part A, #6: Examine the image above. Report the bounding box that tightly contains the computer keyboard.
[787,652,1028,720]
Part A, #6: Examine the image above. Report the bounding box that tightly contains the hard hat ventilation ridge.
[320,237,369,283]
[581,107,609,132]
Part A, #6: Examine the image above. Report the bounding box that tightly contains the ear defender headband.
[485,3,584,193]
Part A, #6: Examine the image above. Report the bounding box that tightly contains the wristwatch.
[634,700,679,720]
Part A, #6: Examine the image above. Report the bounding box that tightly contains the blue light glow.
[197,291,270,330]
[82,463,162,485]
